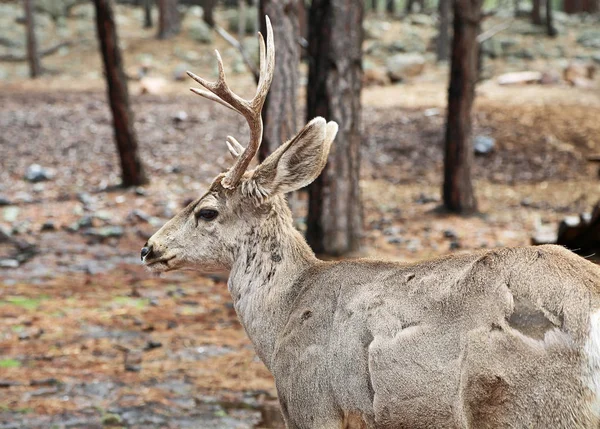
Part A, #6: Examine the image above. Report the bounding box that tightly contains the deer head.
[142,16,338,273]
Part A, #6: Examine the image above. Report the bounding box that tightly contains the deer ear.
[247,117,338,199]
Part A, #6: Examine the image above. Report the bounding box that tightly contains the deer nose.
[141,245,152,261]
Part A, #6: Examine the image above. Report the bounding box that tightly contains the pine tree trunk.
[305,0,363,256]
[532,0,542,24]
[386,0,396,14]
[442,0,480,213]
[24,0,41,78]
[546,0,557,36]
[143,0,153,28]
[93,0,148,187]
[437,0,450,62]
[157,0,180,39]
[405,0,415,13]
[258,0,300,161]
[202,0,218,27]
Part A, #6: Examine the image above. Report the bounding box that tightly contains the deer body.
[143,17,600,428]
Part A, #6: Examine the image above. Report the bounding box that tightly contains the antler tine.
[186,16,275,189]
[220,15,275,189]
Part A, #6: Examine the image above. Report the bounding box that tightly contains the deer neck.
[228,204,317,370]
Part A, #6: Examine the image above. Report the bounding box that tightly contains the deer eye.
[196,208,218,221]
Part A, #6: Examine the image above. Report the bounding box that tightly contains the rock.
[0,196,11,206]
[0,259,20,268]
[139,77,168,95]
[473,135,495,155]
[410,14,434,26]
[593,53,600,65]
[497,71,542,85]
[449,240,461,250]
[510,21,547,36]
[364,20,390,40]
[415,193,439,204]
[172,110,188,123]
[188,5,204,18]
[577,30,600,49]
[188,20,213,44]
[135,187,147,196]
[41,221,56,231]
[172,63,189,81]
[128,209,151,223]
[510,48,535,60]
[386,33,427,54]
[443,229,458,239]
[363,67,390,87]
[84,226,124,239]
[387,236,404,244]
[481,38,502,59]
[24,164,52,182]
[386,53,426,82]
[3,206,19,222]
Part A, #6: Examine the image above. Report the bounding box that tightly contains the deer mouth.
[145,256,177,272]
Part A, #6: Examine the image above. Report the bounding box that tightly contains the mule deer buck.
[142,16,600,428]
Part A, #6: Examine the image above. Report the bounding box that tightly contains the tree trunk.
[143,0,153,28]
[442,0,480,213]
[405,0,415,13]
[532,0,542,24]
[546,0,557,36]
[436,0,450,62]
[258,0,300,161]
[514,0,520,16]
[305,0,363,256]
[24,0,41,78]
[93,0,148,187]
[202,0,218,27]
[386,0,396,14]
[372,0,378,11]
[157,0,180,39]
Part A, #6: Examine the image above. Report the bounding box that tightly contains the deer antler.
[187,16,275,189]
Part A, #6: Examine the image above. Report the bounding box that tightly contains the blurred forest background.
[1,0,600,427]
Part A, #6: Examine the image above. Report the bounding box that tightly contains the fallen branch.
[0,41,71,62]
[477,19,513,43]
[212,25,259,82]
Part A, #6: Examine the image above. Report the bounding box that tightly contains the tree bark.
[532,0,542,24]
[143,0,153,28]
[93,0,148,187]
[546,0,557,36]
[157,0,180,39]
[202,0,218,27]
[442,0,480,213]
[386,0,396,14]
[305,0,363,256]
[436,0,450,62]
[258,0,300,161]
[24,0,41,78]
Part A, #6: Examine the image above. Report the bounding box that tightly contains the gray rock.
[173,110,188,123]
[364,20,390,40]
[173,63,190,81]
[410,14,434,26]
[0,196,11,206]
[592,53,600,65]
[3,206,19,222]
[24,164,52,182]
[0,259,20,268]
[84,226,124,239]
[510,20,547,36]
[386,53,426,82]
[473,135,495,155]
[41,221,56,231]
[188,20,213,44]
[577,30,600,49]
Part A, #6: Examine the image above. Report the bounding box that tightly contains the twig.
[212,25,259,82]
[477,19,513,43]
[0,41,71,62]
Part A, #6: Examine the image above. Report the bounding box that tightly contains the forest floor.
[2,4,600,429]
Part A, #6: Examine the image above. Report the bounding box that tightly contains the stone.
[592,53,600,65]
[24,164,52,182]
[0,259,19,268]
[172,63,189,81]
[188,20,213,44]
[0,196,11,206]
[172,110,188,123]
[577,30,600,49]
[364,20,390,40]
[386,53,426,82]
[473,135,495,155]
[84,226,124,239]
[41,221,56,231]
[410,14,434,26]
[3,206,19,222]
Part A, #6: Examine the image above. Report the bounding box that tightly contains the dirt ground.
[2,4,600,429]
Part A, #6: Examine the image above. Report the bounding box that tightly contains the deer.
[142,16,600,429]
